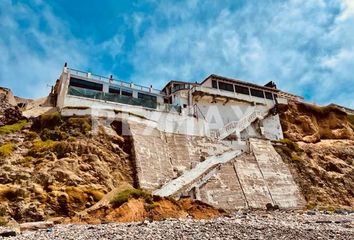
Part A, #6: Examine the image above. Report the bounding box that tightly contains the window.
[218,81,234,92]
[69,77,103,91]
[109,87,120,94]
[138,92,157,102]
[235,85,249,95]
[250,88,264,98]
[121,90,133,97]
[212,80,218,89]
[265,92,274,100]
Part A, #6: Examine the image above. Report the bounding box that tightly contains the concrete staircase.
[249,138,306,208]
[212,106,271,140]
[153,150,242,198]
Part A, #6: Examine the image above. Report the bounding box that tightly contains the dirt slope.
[276,101,354,209]
[275,140,354,209]
[278,102,354,143]
[0,113,135,223]
[70,197,222,224]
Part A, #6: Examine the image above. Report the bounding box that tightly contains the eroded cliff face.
[0,114,135,223]
[278,102,354,143]
[276,101,354,210]
[275,140,354,210]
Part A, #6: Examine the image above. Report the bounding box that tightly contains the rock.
[334,209,348,215]
[307,211,316,215]
[0,230,16,237]
[19,221,54,231]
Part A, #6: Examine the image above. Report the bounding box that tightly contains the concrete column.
[103,83,109,93]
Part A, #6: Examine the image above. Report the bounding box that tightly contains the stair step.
[153,150,241,197]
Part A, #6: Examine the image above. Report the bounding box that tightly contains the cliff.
[278,102,354,143]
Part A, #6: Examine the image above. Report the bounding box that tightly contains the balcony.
[67,86,179,112]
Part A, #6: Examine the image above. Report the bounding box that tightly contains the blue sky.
[0,0,353,108]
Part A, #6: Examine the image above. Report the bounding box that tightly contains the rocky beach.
[1,211,353,240]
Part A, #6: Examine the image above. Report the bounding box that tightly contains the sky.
[0,0,353,108]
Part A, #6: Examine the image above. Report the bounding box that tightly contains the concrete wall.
[128,120,305,210]
[128,121,231,191]
[61,95,209,136]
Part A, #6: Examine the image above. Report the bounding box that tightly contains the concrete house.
[55,64,302,142]
[53,63,306,210]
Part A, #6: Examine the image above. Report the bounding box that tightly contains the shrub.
[110,189,151,207]
[0,120,27,135]
[32,140,57,151]
[145,202,159,211]
[25,131,38,141]
[291,152,302,162]
[40,128,68,141]
[67,117,91,134]
[21,156,34,168]
[51,141,72,159]
[37,112,62,130]
[278,139,302,152]
[67,136,76,142]
[0,143,14,157]
[28,140,57,157]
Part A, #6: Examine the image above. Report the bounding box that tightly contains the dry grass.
[0,143,14,157]
[66,187,87,204]
[28,140,58,157]
[110,189,152,207]
[278,139,302,152]
[0,120,27,135]
[40,128,68,141]
[67,117,92,135]
[348,115,354,128]
[39,112,62,130]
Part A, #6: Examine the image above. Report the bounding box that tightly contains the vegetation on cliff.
[0,113,135,223]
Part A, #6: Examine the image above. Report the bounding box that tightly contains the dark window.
[218,81,234,92]
[250,89,264,98]
[235,85,249,95]
[212,80,218,89]
[138,92,157,102]
[109,87,120,94]
[69,77,103,91]
[121,90,133,97]
[265,92,273,100]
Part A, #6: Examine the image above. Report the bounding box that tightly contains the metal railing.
[67,86,179,112]
[211,107,269,140]
[68,68,163,95]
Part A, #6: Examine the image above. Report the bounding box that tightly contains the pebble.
[0,212,353,240]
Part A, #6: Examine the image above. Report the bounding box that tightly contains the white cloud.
[101,35,125,58]
[338,0,354,20]
[0,0,89,98]
[125,0,354,108]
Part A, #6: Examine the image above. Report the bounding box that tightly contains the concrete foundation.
[129,121,305,210]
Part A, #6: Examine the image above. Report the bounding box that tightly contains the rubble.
[1,212,352,240]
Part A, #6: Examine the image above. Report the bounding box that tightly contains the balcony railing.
[68,68,163,95]
[67,86,179,112]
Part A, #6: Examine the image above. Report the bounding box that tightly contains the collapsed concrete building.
[53,64,306,210]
